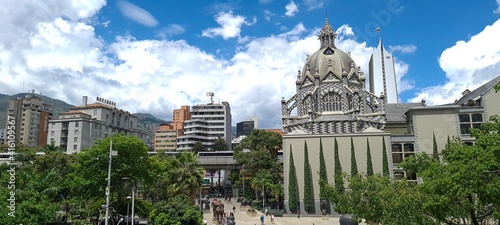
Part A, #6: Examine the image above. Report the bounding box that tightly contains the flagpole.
[105,140,112,225]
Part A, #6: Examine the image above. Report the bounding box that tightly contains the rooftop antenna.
[206,92,214,104]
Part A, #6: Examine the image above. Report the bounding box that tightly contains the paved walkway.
[202,200,367,225]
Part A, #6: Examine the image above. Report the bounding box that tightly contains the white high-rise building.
[177,101,232,151]
[369,39,399,103]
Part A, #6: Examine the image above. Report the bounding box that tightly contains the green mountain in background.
[0,93,169,148]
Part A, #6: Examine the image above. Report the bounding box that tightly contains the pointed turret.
[319,17,337,49]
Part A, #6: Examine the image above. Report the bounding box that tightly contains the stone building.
[281,18,500,215]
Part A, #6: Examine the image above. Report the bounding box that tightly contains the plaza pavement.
[202,200,367,225]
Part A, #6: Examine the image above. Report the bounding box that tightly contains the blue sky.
[1,0,500,128]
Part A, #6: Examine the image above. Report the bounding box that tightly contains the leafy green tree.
[303,141,315,214]
[334,138,344,193]
[0,165,60,225]
[323,174,438,225]
[148,195,203,225]
[366,138,374,176]
[318,138,330,212]
[288,144,298,213]
[68,133,150,213]
[432,132,439,161]
[237,129,282,157]
[382,137,389,177]
[212,137,228,151]
[350,137,358,177]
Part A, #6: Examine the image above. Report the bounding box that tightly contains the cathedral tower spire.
[319,16,337,49]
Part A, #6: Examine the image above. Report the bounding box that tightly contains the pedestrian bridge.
[148,151,284,170]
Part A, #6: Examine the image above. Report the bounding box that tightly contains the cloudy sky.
[1,0,500,128]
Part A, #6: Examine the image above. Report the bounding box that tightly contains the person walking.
[260,214,265,225]
[233,205,236,213]
[297,209,301,218]
[270,214,275,224]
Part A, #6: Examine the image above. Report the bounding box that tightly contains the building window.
[322,92,342,111]
[459,113,483,134]
[75,122,79,127]
[94,110,97,115]
[73,145,77,151]
[74,130,78,135]
[392,143,414,164]
[74,137,78,142]
[51,131,55,136]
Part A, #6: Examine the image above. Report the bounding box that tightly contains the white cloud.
[495,0,500,13]
[0,1,412,129]
[285,1,299,17]
[389,44,417,54]
[116,0,158,27]
[202,11,255,40]
[157,24,186,38]
[264,10,275,21]
[303,0,324,10]
[409,19,500,105]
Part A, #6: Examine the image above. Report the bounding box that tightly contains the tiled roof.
[59,110,90,115]
[71,103,114,110]
[385,103,425,122]
[455,76,500,106]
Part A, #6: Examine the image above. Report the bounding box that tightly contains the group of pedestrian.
[259,210,275,225]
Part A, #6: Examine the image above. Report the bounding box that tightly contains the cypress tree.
[288,144,298,213]
[366,138,374,176]
[303,141,315,214]
[432,132,440,161]
[318,138,330,213]
[350,137,358,177]
[334,138,344,193]
[382,137,390,177]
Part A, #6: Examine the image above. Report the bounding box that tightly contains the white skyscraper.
[369,39,399,103]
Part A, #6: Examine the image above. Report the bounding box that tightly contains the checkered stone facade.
[281,18,386,134]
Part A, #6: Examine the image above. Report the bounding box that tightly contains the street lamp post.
[242,165,245,199]
[123,177,135,225]
[126,196,131,223]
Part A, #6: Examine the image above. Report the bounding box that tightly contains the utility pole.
[105,140,117,225]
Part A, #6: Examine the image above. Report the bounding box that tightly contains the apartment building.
[177,102,232,151]
[47,96,148,153]
[154,124,177,151]
[4,92,52,147]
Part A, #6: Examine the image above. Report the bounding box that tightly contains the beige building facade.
[154,124,177,151]
[47,96,148,153]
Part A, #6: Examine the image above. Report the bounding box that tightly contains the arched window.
[322,92,342,111]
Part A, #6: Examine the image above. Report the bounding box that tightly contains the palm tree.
[269,183,284,210]
[165,152,205,202]
[192,141,206,154]
[212,137,228,151]
[251,171,272,204]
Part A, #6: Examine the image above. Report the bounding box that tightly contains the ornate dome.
[298,18,362,83]
[281,18,385,135]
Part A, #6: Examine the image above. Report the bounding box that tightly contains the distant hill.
[133,113,170,149]
[0,94,168,148]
